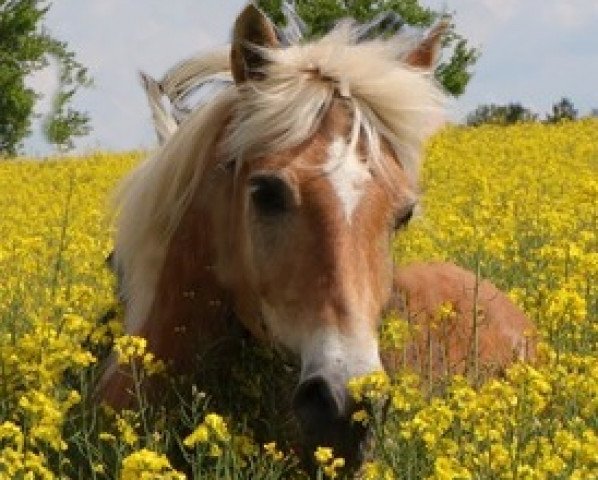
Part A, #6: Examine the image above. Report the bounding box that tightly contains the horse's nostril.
[293,375,368,471]
[293,376,344,430]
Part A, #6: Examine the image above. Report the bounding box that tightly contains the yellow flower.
[183,425,209,448]
[99,432,117,443]
[120,449,185,480]
[116,415,139,447]
[183,412,230,455]
[323,457,345,479]
[0,421,23,446]
[347,371,390,402]
[360,461,395,480]
[314,446,334,465]
[263,441,284,461]
[436,301,457,323]
[204,413,230,442]
[208,443,222,458]
[352,409,370,425]
[380,311,411,349]
[314,447,345,478]
[142,352,166,375]
[431,456,472,480]
[114,335,148,364]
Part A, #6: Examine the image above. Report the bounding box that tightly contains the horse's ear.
[404,18,449,70]
[231,4,279,83]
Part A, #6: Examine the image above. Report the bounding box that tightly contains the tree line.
[465,97,592,127]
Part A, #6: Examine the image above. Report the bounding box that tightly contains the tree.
[258,0,479,97]
[466,103,538,127]
[42,57,91,152]
[0,0,91,156]
[545,97,577,123]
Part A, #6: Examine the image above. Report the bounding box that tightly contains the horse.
[99,4,535,470]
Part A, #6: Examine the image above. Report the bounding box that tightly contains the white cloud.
[477,0,519,21]
[424,0,520,44]
[546,0,598,29]
[427,0,598,44]
[89,0,120,18]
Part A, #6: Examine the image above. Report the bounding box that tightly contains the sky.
[24,0,598,156]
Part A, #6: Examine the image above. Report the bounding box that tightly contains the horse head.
[109,4,447,469]
[218,5,446,465]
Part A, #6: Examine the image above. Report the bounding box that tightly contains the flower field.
[1,120,597,479]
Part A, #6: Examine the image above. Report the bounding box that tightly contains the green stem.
[131,362,151,441]
[51,170,75,300]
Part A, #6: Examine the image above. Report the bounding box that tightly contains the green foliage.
[436,36,479,97]
[468,99,582,127]
[546,97,578,123]
[258,0,479,96]
[0,0,91,156]
[42,90,91,153]
[42,59,91,152]
[0,65,36,155]
[466,103,539,127]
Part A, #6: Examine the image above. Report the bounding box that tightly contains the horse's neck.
[138,177,239,371]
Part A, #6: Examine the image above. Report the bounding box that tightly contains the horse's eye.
[249,174,293,216]
[394,204,415,230]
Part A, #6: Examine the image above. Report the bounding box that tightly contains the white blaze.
[260,302,382,383]
[324,138,371,222]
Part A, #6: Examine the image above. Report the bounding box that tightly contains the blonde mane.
[115,20,446,332]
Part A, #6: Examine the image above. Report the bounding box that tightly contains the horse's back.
[384,262,535,380]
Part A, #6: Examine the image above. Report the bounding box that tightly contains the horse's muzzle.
[292,374,368,471]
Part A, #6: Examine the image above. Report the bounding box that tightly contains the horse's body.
[387,262,533,381]
[100,4,534,469]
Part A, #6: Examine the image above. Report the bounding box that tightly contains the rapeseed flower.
[314,447,345,479]
[120,448,185,480]
[1,120,597,478]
